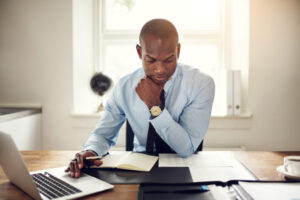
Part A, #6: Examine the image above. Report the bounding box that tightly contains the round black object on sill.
[90,73,112,96]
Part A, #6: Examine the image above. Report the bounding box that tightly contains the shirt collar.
[163,64,180,93]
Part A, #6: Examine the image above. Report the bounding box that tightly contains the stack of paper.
[239,182,300,200]
[159,151,256,182]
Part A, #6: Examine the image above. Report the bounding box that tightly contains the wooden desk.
[1,151,299,199]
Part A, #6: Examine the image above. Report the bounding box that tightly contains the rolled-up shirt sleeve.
[150,76,215,158]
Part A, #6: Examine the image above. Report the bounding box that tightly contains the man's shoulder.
[178,64,215,100]
[178,64,214,87]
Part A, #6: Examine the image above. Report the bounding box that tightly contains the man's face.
[136,34,180,85]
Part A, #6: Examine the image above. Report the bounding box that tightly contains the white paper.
[190,164,255,182]
[239,182,300,200]
[159,152,256,182]
[190,166,235,182]
[159,152,231,167]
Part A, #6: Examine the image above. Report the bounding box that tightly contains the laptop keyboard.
[31,172,81,199]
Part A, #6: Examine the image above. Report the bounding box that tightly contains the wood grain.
[1,151,299,199]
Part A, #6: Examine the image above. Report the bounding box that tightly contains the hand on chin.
[135,76,165,109]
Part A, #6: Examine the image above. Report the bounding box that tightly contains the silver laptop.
[0,131,113,200]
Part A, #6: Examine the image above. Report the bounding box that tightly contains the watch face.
[150,106,161,117]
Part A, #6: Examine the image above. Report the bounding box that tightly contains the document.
[159,152,231,167]
[239,182,300,200]
[189,165,255,182]
[159,152,256,182]
[90,151,158,172]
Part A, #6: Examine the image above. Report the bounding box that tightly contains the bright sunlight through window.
[72,0,249,115]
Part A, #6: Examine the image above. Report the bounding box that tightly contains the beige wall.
[0,0,299,151]
[0,0,78,150]
[206,0,300,150]
[249,0,300,149]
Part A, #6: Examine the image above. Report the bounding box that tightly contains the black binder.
[137,180,300,200]
[82,162,193,184]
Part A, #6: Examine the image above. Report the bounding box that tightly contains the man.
[65,19,215,178]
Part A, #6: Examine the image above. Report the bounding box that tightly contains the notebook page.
[97,151,131,168]
[118,153,158,171]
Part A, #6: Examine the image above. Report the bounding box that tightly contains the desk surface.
[1,151,299,200]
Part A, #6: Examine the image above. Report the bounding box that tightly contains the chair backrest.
[125,121,203,152]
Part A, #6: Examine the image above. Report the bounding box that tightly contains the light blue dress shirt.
[83,63,215,158]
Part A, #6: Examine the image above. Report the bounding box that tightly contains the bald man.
[65,19,215,178]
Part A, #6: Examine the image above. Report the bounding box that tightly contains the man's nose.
[153,62,165,74]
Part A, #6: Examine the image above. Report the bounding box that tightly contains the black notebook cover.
[138,182,216,200]
[82,162,193,184]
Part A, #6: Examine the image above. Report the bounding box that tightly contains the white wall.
[0,0,299,151]
[206,0,300,150]
[0,0,81,150]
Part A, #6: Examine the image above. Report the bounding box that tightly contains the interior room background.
[0,0,299,151]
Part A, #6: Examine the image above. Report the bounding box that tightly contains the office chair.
[125,121,203,152]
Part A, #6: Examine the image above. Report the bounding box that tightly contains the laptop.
[0,131,114,200]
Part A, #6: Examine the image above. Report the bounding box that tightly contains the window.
[100,0,223,99]
[73,0,249,115]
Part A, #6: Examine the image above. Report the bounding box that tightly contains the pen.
[85,152,109,160]
[85,156,103,160]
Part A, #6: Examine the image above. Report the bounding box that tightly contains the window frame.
[95,0,230,71]
[75,0,249,116]
[94,0,232,116]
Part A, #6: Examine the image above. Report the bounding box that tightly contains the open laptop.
[0,131,113,200]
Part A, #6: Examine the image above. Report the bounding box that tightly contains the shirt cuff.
[150,108,173,131]
[83,145,107,157]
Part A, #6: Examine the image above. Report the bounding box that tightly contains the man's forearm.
[150,108,201,157]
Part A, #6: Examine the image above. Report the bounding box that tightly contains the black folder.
[138,182,215,200]
[82,162,193,184]
[137,180,300,200]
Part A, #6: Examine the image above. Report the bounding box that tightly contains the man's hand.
[136,76,164,109]
[64,150,102,178]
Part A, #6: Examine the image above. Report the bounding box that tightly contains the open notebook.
[90,151,158,172]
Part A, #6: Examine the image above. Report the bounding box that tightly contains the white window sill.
[70,111,252,130]
[209,113,252,129]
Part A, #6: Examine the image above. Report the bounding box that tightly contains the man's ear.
[136,44,142,59]
[177,43,181,59]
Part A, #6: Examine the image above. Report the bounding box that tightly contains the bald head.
[139,19,179,45]
[136,19,180,85]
